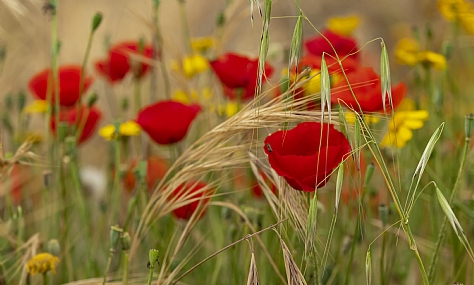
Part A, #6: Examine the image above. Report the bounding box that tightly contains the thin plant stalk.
[123,252,129,285]
[110,128,122,225]
[102,249,115,285]
[152,0,170,99]
[427,131,470,283]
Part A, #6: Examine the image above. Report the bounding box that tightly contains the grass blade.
[320,55,331,123]
[380,41,392,113]
[288,12,303,76]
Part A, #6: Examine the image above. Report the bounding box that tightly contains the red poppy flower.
[305,30,359,61]
[50,105,102,144]
[170,181,211,220]
[95,41,155,83]
[264,122,351,192]
[331,67,407,113]
[209,53,274,100]
[136,100,201,145]
[123,156,168,192]
[28,65,93,106]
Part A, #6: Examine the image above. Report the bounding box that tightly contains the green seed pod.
[87,93,98,107]
[47,239,61,256]
[110,225,123,250]
[148,249,159,269]
[92,12,103,32]
[121,232,131,251]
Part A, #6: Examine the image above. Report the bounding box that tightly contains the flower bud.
[48,239,61,256]
[5,94,13,110]
[92,12,103,32]
[153,0,160,7]
[121,232,131,251]
[57,122,69,143]
[148,249,159,269]
[464,113,474,139]
[216,12,225,27]
[110,225,123,250]
[87,93,98,107]
[378,204,389,226]
[442,40,453,60]
[121,98,129,112]
[364,163,375,187]
[18,91,26,113]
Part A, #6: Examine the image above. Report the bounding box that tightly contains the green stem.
[102,250,115,285]
[152,1,170,100]
[42,272,48,285]
[147,266,154,285]
[177,0,192,54]
[110,131,122,225]
[427,135,470,283]
[344,216,359,285]
[123,252,129,285]
[380,232,387,285]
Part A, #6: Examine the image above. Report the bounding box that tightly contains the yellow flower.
[344,112,381,125]
[394,38,447,70]
[22,100,48,114]
[171,54,209,78]
[215,102,239,118]
[417,51,447,71]
[191,37,215,53]
[381,110,429,148]
[327,15,360,36]
[99,121,141,140]
[304,70,322,95]
[26,253,60,275]
[460,11,474,34]
[395,38,420,66]
[172,88,212,105]
[439,0,471,21]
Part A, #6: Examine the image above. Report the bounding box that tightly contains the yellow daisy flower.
[394,38,447,70]
[172,88,212,105]
[417,51,447,71]
[22,100,48,114]
[381,109,429,148]
[171,54,209,78]
[327,15,360,36]
[26,253,60,275]
[98,121,141,140]
[191,37,215,53]
[438,0,471,21]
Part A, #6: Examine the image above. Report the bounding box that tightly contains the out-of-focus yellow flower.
[215,102,239,118]
[396,98,417,111]
[22,100,48,114]
[395,38,420,66]
[381,109,429,148]
[327,15,360,36]
[417,51,447,70]
[26,253,60,275]
[460,11,474,34]
[344,112,381,125]
[304,70,322,95]
[394,38,447,70]
[439,0,471,21]
[171,54,208,78]
[172,88,212,105]
[191,37,215,53]
[99,121,141,140]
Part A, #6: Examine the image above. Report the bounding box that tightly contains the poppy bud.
[121,232,131,251]
[216,12,225,27]
[109,225,123,251]
[121,98,129,112]
[18,91,26,113]
[92,12,103,32]
[153,0,160,7]
[378,204,389,226]
[465,113,474,139]
[364,163,375,187]
[148,249,159,269]
[47,239,61,256]
[87,93,98,107]
[5,94,13,109]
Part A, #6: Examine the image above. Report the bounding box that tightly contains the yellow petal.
[98,125,115,140]
[23,100,48,114]
[304,70,321,95]
[402,119,425,129]
[438,0,470,21]
[182,54,209,78]
[120,121,141,136]
[327,15,360,36]
[225,102,239,117]
[405,110,429,120]
[172,89,191,105]
[397,126,413,142]
[460,11,474,34]
[418,51,447,70]
[396,98,416,112]
[191,37,215,53]
[394,38,419,66]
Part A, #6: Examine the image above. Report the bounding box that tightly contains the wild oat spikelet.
[26,253,60,275]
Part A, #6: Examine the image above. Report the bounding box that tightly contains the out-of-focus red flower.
[264,122,351,192]
[331,67,406,113]
[8,164,31,205]
[50,105,102,144]
[136,100,201,145]
[123,156,168,192]
[170,181,211,220]
[209,53,274,100]
[251,171,277,199]
[305,30,359,61]
[28,66,93,107]
[95,41,155,83]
